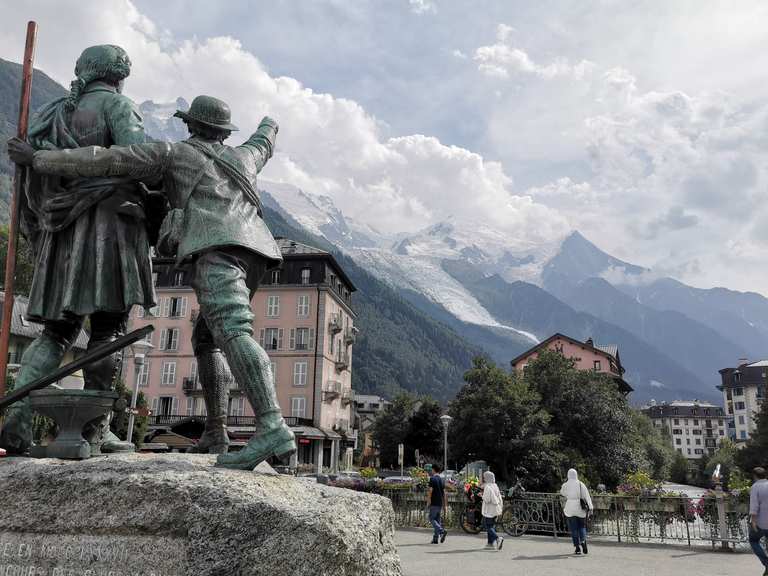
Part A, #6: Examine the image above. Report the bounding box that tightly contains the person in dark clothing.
[427,464,448,544]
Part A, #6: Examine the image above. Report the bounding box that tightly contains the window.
[593,360,601,371]
[186,397,195,416]
[694,449,703,455]
[159,328,179,351]
[154,396,177,416]
[293,361,308,386]
[738,415,746,425]
[261,328,283,351]
[735,387,744,396]
[266,295,280,317]
[291,396,307,418]
[160,297,171,318]
[692,429,702,435]
[172,271,185,287]
[290,328,315,351]
[672,429,682,435]
[152,272,159,287]
[673,418,680,425]
[675,439,681,445]
[686,438,691,445]
[271,270,281,284]
[228,397,245,417]
[170,297,188,318]
[695,439,701,445]
[138,360,150,387]
[687,448,691,455]
[161,361,177,387]
[734,372,741,383]
[297,295,310,318]
[190,359,198,386]
[719,430,724,436]
[735,402,746,411]
[300,268,311,285]
[693,419,699,426]
[740,430,747,439]
[136,306,145,319]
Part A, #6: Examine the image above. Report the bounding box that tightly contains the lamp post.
[126,339,153,445]
[440,414,452,472]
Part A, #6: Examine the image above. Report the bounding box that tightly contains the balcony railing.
[323,380,342,399]
[182,377,198,394]
[329,313,343,334]
[341,389,353,405]
[335,418,350,432]
[335,352,350,372]
[344,327,357,345]
[149,414,315,428]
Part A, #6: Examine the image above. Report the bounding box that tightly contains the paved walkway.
[397,529,760,576]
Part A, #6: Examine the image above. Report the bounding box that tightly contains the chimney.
[738,357,749,367]
[585,337,594,347]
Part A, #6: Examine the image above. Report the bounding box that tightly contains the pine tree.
[736,397,768,473]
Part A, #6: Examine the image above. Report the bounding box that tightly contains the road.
[397,529,758,576]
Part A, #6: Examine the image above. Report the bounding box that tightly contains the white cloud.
[474,24,594,80]
[0,0,566,244]
[408,0,436,15]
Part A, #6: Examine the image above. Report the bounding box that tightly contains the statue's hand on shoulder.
[7,137,35,166]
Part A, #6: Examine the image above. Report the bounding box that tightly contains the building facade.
[510,333,632,394]
[353,393,391,467]
[122,239,358,473]
[718,360,766,441]
[642,400,728,459]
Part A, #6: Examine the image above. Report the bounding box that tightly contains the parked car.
[381,476,413,485]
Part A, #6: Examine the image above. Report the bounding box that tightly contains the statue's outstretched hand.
[7,137,35,166]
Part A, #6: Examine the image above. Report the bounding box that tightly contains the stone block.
[0,453,401,576]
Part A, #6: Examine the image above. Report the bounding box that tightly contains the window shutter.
[181,297,188,317]
[162,297,171,317]
[259,329,265,347]
[309,328,315,350]
[289,329,296,350]
[171,397,179,415]
[278,329,284,350]
[159,329,167,351]
[186,397,194,415]
[151,397,158,415]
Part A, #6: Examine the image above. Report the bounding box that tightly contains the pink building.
[510,333,632,394]
[122,238,358,472]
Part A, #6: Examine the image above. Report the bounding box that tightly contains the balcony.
[323,380,342,399]
[181,378,203,396]
[284,416,315,427]
[335,352,350,372]
[344,327,357,346]
[341,388,353,405]
[329,313,343,334]
[335,418,351,433]
[148,414,316,429]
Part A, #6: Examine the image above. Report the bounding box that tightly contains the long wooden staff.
[0,21,38,399]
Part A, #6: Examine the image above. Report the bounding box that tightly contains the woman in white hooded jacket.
[481,471,504,550]
[560,468,593,555]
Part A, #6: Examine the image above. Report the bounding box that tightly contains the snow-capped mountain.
[140,97,760,403]
[139,98,190,143]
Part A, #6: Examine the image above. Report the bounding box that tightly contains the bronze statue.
[8,95,297,469]
[0,45,155,454]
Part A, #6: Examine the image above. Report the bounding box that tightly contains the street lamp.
[126,338,153,445]
[440,414,452,472]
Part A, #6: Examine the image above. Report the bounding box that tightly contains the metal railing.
[384,489,751,548]
[149,414,316,428]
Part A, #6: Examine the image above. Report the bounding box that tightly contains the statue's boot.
[215,335,295,470]
[189,348,231,454]
[82,325,134,453]
[0,332,70,454]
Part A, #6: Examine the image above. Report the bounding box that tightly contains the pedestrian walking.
[481,471,504,550]
[560,468,593,555]
[749,467,768,575]
[427,464,447,544]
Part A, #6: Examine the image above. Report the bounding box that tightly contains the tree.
[523,350,643,489]
[372,393,415,468]
[704,439,739,489]
[629,411,676,481]
[670,451,690,484]
[448,357,556,486]
[404,397,443,465]
[736,397,768,473]
[111,377,149,448]
[0,223,35,296]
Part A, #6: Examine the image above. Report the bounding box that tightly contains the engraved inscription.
[0,533,185,576]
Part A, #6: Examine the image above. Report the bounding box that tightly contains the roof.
[643,402,726,418]
[0,292,89,350]
[274,237,357,292]
[510,332,622,371]
[748,360,768,367]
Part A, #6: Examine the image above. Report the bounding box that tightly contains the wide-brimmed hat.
[174,95,239,131]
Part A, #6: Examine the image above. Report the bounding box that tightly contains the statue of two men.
[4,45,296,469]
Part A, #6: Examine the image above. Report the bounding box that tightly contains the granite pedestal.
[0,453,401,576]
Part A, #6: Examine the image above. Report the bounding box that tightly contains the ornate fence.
[383,488,751,548]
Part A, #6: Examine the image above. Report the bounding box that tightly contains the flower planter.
[646,499,680,513]
[592,496,613,510]
[621,499,639,511]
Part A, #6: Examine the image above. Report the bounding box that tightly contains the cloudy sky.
[3,0,768,293]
